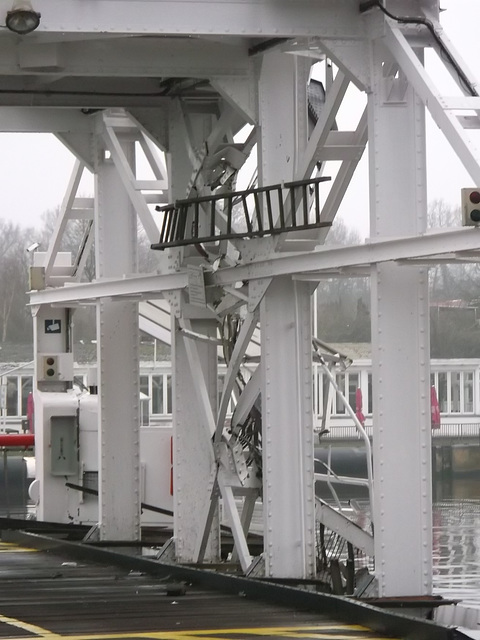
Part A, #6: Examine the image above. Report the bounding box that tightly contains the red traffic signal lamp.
[461,188,480,226]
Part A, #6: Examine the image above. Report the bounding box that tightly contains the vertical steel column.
[172,318,220,563]
[369,42,432,595]
[261,277,316,578]
[258,52,315,578]
[95,124,140,541]
[168,103,220,562]
[258,51,303,186]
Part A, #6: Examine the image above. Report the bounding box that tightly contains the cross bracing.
[11,0,480,598]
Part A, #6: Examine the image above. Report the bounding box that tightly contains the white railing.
[431,422,480,441]
[317,422,480,443]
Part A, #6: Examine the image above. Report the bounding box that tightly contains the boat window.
[451,372,461,413]
[151,375,164,414]
[6,377,18,417]
[21,376,32,416]
[463,372,474,413]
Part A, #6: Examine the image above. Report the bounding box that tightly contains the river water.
[433,476,480,607]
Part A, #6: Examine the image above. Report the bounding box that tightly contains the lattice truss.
[15,0,480,593]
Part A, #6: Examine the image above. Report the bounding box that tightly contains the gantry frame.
[9,0,480,597]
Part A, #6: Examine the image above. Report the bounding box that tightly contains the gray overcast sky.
[0,0,478,238]
[335,0,480,237]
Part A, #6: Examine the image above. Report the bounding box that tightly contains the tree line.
[0,206,156,345]
[2,200,480,357]
[317,200,480,357]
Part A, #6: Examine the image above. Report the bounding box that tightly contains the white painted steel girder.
[296,70,350,182]
[173,318,220,563]
[261,277,316,578]
[100,113,164,245]
[215,310,259,442]
[22,0,480,594]
[95,133,141,541]
[43,160,85,283]
[29,272,187,305]
[211,229,480,284]
[29,227,480,307]
[384,23,480,186]
[1,0,365,38]
[0,38,251,77]
[257,52,316,578]
[316,500,374,558]
[0,107,94,132]
[368,39,432,596]
[139,300,173,345]
[138,315,172,345]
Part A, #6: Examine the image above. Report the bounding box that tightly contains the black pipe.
[65,482,173,517]
[64,482,261,537]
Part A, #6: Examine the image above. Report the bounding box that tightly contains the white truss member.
[13,0,480,597]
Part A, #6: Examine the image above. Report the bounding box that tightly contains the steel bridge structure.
[7,0,480,600]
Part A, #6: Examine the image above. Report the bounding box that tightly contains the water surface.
[433,476,480,607]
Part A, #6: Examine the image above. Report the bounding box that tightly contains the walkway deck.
[0,529,467,640]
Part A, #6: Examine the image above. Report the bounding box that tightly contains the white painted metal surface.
[367,37,432,596]
[173,317,220,563]
[16,0,480,596]
[95,127,141,541]
[261,278,316,578]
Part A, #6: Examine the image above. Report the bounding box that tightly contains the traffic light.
[37,353,74,382]
[43,356,58,380]
[461,188,480,226]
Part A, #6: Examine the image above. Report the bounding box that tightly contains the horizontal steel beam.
[30,228,480,305]
[29,272,188,305]
[211,228,480,285]
[0,92,172,109]
[0,38,251,77]
[0,107,93,133]
[12,1,365,38]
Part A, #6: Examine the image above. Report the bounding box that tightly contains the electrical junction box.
[37,353,74,382]
[50,415,78,476]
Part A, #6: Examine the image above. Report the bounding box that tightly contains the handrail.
[318,363,374,509]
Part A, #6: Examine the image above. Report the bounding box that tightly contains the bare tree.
[39,206,95,282]
[0,220,33,342]
[315,219,370,342]
[37,207,161,343]
[427,199,477,302]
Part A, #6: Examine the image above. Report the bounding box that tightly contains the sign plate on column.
[45,319,62,334]
[187,265,207,307]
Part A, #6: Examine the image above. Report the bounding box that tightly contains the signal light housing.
[461,188,480,226]
[36,353,74,382]
[43,355,58,380]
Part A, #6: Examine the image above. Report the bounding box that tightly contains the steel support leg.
[258,51,308,186]
[172,318,220,563]
[95,123,141,541]
[261,277,316,578]
[257,53,316,578]
[369,42,432,596]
